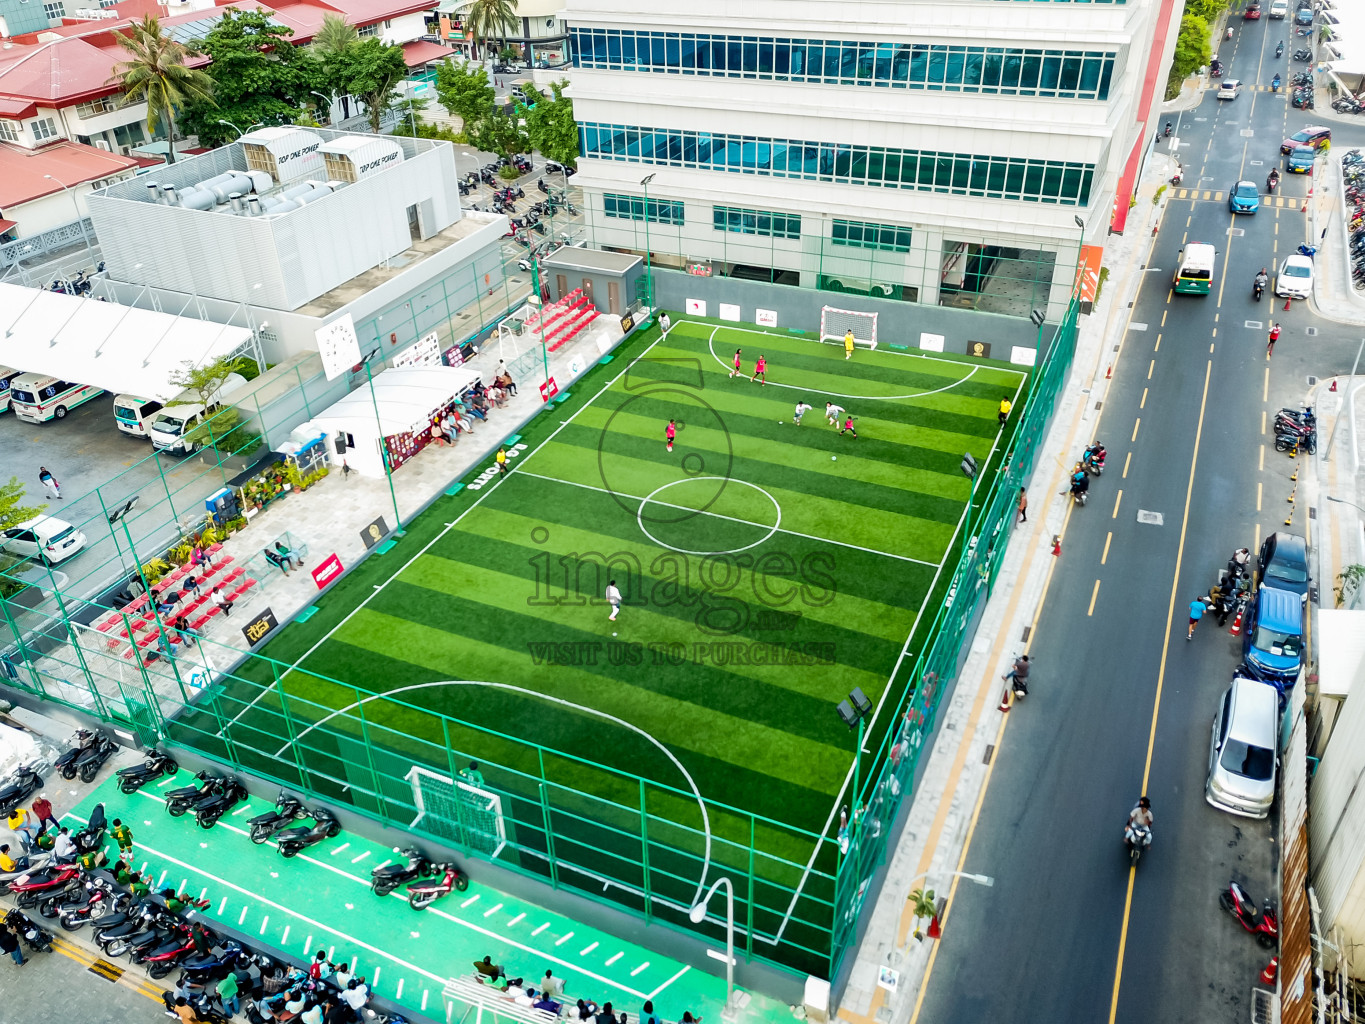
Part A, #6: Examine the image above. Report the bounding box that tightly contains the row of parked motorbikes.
[1343,150,1365,287]
[1274,404,1317,454]
[0,728,119,816]
[1067,442,1107,507]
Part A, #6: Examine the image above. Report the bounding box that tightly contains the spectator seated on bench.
[473,957,506,983]
[263,548,294,576]
[273,541,304,571]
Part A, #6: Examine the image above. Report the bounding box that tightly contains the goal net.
[406,765,506,858]
[820,306,879,350]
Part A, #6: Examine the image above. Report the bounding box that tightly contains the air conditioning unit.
[93,139,110,151]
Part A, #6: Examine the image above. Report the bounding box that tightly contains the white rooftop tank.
[239,127,325,184]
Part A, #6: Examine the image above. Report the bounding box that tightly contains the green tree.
[466,0,518,55]
[524,79,578,168]
[110,15,215,164]
[330,37,409,133]
[434,59,495,130]
[0,477,44,535]
[179,9,323,149]
[166,356,237,409]
[1165,14,1211,99]
[312,12,357,119]
[468,107,529,162]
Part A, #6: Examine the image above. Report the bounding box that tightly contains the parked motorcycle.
[247,792,309,844]
[372,846,438,897]
[0,761,45,815]
[1275,429,1317,453]
[139,924,198,977]
[275,807,341,858]
[406,862,469,910]
[1220,880,1278,948]
[72,732,118,784]
[53,874,125,929]
[5,908,52,953]
[53,730,99,780]
[116,750,178,794]
[165,771,225,817]
[74,802,107,853]
[162,988,231,1024]
[7,862,80,909]
[194,778,248,830]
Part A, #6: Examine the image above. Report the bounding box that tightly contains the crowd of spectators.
[473,955,702,1024]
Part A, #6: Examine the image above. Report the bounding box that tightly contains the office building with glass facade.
[565,0,1182,321]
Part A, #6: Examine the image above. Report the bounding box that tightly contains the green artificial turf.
[171,316,1027,972]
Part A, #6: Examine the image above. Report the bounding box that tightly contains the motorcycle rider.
[1163,120,1172,137]
[1002,655,1030,697]
[1254,267,1268,298]
[1070,471,1090,502]
[1125,797,1153,851]
[1276,40,1284,57]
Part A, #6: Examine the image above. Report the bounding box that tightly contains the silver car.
[1206,676,1279,819]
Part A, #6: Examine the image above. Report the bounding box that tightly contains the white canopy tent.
[307,365,482,478]
[0,282,255,402]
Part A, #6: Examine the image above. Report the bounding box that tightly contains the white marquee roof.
[308,366,482,436]
[1323,3,1365,77]
[0,282,253,401]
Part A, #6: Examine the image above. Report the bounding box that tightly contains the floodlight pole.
[364,360,404,534]
[531,256,549,382]
[851,715,865,834]
[44,174,94,266]
[640,173,655,311]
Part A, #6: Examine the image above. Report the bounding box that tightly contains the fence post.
[442,719,474,856]
[536,747,558,887]
[746,815,756,960]
[352,687,387,818]
[639,778,651,923]
[271,661,311,789]
[0,595,45,696]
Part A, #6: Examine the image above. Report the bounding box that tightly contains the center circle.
[636,477,782,555]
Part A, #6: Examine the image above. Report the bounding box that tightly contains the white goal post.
[820,306,879,350]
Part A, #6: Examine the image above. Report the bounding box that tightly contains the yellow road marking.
[1106,360,1212,1024]
[1088,579,1101,616]
[1131,418,1140,442]
[1140,388,1147,409]
[1148,359,1155,379]
[1102,532,1112,565]
[1259,444,1264,470]
[1263,367,1269,402]
[1112,488,1123,519]
[1261,410,1266,436]
[1160,310,1167,327]
[1123,451,1132,478]
[1154,335,1161,353]
[1257,481,1263,511]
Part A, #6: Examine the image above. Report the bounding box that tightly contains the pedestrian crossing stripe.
[1171,190,1296,207]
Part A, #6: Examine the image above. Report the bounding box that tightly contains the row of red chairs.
[546,306,598,352]
[94,545,232,635]
[118,574,258,664]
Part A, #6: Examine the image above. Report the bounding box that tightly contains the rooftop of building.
[0,138,140,206]
[0,0,437,107]
[541,247,642,274]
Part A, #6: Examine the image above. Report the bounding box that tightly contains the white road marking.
[239,906,249,925]
[507,912,525,926]
[580,942,598,956]
[350,851,370,864]
[259,915,269,935]
[631,962,653,978]
[482,902,503,918]
[330,842,350,856]
[460,894,479,908]
[531,924,549,936]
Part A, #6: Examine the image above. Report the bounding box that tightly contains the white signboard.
[1010,345,1038,366]
[719,303,741,322]
[393,331,442,369]
[686,298,707,316]
[317,313,362,381]
[755,308,778,328]
[919,333,945,353]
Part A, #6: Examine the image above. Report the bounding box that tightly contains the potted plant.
[908,887,937,941]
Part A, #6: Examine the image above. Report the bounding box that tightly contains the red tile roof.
[0,139,139,208]
[401,39,457,68]
[0,37,128,106]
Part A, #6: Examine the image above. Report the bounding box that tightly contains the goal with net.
[406,765,506,857]
[820,306,879,350]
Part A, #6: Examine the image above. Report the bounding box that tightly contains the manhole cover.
[1245,320,1264,329]
[1137,510,1164,525]
[1251,988,1274,1024]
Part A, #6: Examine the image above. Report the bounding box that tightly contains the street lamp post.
[896,870,994,952]
[310,91,334,125]
[43,174,94,265]
[217,119,263,140]
[689,877,738,1021]
[639,173,655,311]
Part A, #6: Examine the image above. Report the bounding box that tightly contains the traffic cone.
[1331,379,1339,392]
[1105,365,1112,380]
[998,688,1012,713]
[1229,608,1243,636]
[927,915,942,939]
[1288,484,1296,503]
[1052,535,1062,557]
[1283,297,1292,311]
[1260,956,1278,985]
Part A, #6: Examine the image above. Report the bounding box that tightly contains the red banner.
[311,553,344,589]
[539,377,559,402]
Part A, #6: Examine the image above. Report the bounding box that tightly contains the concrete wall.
[651,269,1047,357]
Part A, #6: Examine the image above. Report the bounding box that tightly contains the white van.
[8,374,105,423]
[112,394,167,439]
[149,373,248,455]
[0,366,21,413]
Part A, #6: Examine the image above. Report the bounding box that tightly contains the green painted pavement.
[65,775,794,1023]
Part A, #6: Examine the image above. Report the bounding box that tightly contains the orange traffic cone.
[1283,297,1292,311]
[998,688,1012,713]
[1105,365,1112,380]
[1052,535,1062,557]
[1229,608,1243,636]
[1260,956,1278,985]
[1331,379,1339,392]
[927,915,942,939]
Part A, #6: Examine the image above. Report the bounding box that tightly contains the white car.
[1217,79,1241,100]
[1275,254,1314,300]
[0,515,86,564]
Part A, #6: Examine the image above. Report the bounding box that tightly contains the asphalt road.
[914,18,1365,1024]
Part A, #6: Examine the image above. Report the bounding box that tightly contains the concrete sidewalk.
[834,150,1178,1024]
[1308,148,1365,327]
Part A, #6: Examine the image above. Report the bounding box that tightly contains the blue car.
[1288,145,1316,173]
[1228,180,1260,213]
[1242,586,1304,689]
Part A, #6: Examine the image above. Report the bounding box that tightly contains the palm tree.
[312,13,356,56]
[465,0,518,60]
[111,15,214,165]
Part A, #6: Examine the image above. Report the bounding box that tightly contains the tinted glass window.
[1253,625,1301,658]
[1220,741,1274,780]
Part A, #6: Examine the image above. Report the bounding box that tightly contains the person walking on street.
[38,467,60,500]
[1267,323,1281,359]
[1017,487,1028,523]
[0,922,26,966]
[111,817,134,856]
[1187,596,1208,640]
